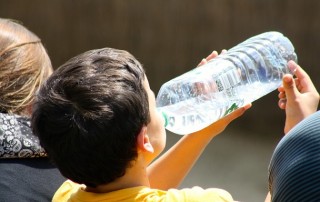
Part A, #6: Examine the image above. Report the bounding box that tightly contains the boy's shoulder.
[53,181,233,202]
[53,180,83,202]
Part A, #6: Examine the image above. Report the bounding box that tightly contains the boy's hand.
[197,50,227,66]
[278,61,319,134]
[193,103,251,137]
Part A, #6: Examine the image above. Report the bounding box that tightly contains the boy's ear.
[137,126,154,153]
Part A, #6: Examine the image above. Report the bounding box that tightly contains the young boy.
[32,47,251,201]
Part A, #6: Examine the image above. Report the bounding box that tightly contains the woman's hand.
[278,61,319,134]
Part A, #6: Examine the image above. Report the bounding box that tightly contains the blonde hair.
[0,18,53,116]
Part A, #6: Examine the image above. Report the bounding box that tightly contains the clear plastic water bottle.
[156,31,297,135]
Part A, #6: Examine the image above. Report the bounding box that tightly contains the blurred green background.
[1,1,319,201]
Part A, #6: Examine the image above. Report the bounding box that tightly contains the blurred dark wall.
[1,0,319,141]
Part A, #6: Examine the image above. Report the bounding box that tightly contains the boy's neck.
[85,154,150,193]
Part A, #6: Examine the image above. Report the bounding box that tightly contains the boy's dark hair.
[32,48,150,187]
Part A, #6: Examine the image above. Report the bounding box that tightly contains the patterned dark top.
[0,113,46,158]
[268,111,320,202]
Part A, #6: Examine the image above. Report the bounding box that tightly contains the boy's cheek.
[156,110,165,127]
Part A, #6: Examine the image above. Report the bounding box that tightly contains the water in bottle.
[156,31,297,135]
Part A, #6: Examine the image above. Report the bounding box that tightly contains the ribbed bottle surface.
[156,32,297,135]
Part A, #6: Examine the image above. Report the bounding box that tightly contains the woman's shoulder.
[0,112,46,158]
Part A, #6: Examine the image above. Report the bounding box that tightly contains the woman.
[0,18,65,201]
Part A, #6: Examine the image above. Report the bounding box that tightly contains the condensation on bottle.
[156,31,298,135]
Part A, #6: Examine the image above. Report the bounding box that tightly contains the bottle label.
[223,103,239,116]
[166,113,206,128]
[214,66,241,92]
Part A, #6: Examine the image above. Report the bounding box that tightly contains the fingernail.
[284,75,292,83]
[244,103,252,109]
[288,61,297,74]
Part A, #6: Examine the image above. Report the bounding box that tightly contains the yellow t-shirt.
[53,180,233,202]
